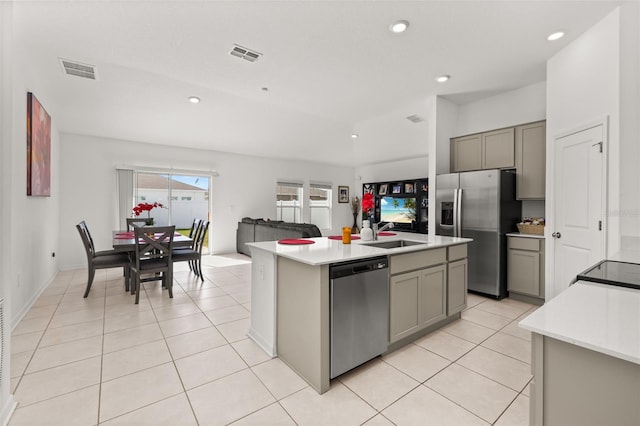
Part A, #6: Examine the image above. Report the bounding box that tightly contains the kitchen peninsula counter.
[247,233,471,393]
[519,281,640,425]
[248,233,471,266]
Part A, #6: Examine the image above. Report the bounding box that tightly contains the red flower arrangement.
[132,202,164,218]
[362,193,375,214]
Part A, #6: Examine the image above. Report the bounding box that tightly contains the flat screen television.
[380,196,417,224]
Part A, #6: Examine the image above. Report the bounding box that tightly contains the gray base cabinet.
[389,265,447,343]
[389,244,468,344]
[447,244,468,315]
[507,236,544,300]
[531,334,640,426]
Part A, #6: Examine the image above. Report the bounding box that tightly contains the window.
[276,181,303,223]
[181,196,192,201]
[309,183,332,229]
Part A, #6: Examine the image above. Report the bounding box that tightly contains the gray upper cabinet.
[515,121,546,200]
[451,128,514,172]
[451,134,482,172]
[482,127,515,169]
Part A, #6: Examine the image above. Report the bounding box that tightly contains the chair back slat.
[188,219,202,239]
[134,227,175,258]
[195,221,209,253]
[127,218,148,230]
[76,221,96,257]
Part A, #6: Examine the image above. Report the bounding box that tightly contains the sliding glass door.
[134,172,211,253]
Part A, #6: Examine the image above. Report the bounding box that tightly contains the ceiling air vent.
[229,44,262,63]
[59,58,97,80]
[406,114,424,123]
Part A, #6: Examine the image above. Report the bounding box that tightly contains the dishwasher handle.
[330,257,388,279]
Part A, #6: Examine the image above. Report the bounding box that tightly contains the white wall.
[619,2,640,245]
[545,4,640,295]
[455,81,547,136]
[547,7,621,270]
[7,28,61,328]
[58,134,356,269]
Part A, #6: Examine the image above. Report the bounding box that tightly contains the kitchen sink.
[361,239,428,249]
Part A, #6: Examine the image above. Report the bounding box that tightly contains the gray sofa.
[236,217,322,256]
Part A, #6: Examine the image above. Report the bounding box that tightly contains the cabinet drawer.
[448,244,467,261]
[390,248,446,275]
[509,237,540,251]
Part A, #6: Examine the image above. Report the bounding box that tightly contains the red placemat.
[378,232,397,236]
[278,239,315,245]
[328,235,361,240]
[116,232,134,237]
[114,235,134,239]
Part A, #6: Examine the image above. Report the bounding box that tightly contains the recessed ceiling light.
[435,75,450,83]
[390,20,409,34]
[188,96,200,104]
[547,31,565,41]
[351,134,359,139]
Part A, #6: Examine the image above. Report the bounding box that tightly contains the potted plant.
[132,202,164,225]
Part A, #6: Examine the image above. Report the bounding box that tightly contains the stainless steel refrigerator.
[436,169,521,298]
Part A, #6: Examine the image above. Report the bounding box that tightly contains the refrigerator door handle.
[456,188,463,238]
[453,188,459,237]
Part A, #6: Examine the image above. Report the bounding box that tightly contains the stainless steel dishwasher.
[330,256,389,378]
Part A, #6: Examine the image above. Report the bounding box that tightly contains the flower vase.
[351,213,359,234]
[145,217,154,226]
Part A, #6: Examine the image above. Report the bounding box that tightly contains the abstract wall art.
[27,92,51,196]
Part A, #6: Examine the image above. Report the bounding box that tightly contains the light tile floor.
[9,254,537,425]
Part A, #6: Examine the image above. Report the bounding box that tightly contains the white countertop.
[247,233,472,266]
[519,281,640,364]
[506,232,545,239]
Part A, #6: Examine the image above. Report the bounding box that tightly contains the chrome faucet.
[373,222,394,240]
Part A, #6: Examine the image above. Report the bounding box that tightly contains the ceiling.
[13,1,620,167]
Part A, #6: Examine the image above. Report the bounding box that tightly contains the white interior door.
[552,124,606,297]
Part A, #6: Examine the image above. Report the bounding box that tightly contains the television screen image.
[380,196,416,224]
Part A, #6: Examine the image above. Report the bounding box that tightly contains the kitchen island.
[519,281,640,425]
[247,233,471,393]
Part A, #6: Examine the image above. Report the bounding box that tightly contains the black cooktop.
[577,260,640,290]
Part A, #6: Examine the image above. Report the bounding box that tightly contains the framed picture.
[404,182,415,194]
[27,92,51,196]
[392,184,402,194]
[338,186,349,203]
[363,183,374,194]
[378,184,388,195]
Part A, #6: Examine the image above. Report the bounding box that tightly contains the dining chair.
[173,219,202,272]
[76,221,131,297]
[130,225,175,304]
[173,220,209,281]
[126,218,148,230]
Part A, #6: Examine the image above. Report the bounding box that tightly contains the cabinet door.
[447,259,468,315]
[451,134,482,172]
[419,265,447,328]
[482,128,515,169]
[508,249,540,296]
[515,121,546,200]
[389,271,420,343]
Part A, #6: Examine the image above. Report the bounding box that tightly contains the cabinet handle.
[552,232,562,239]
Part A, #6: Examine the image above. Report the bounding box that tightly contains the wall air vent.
[59,58,97,80]
[406,114,424,123]
[229,44,262,63]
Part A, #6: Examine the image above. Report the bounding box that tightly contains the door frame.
[546,117,609,300]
